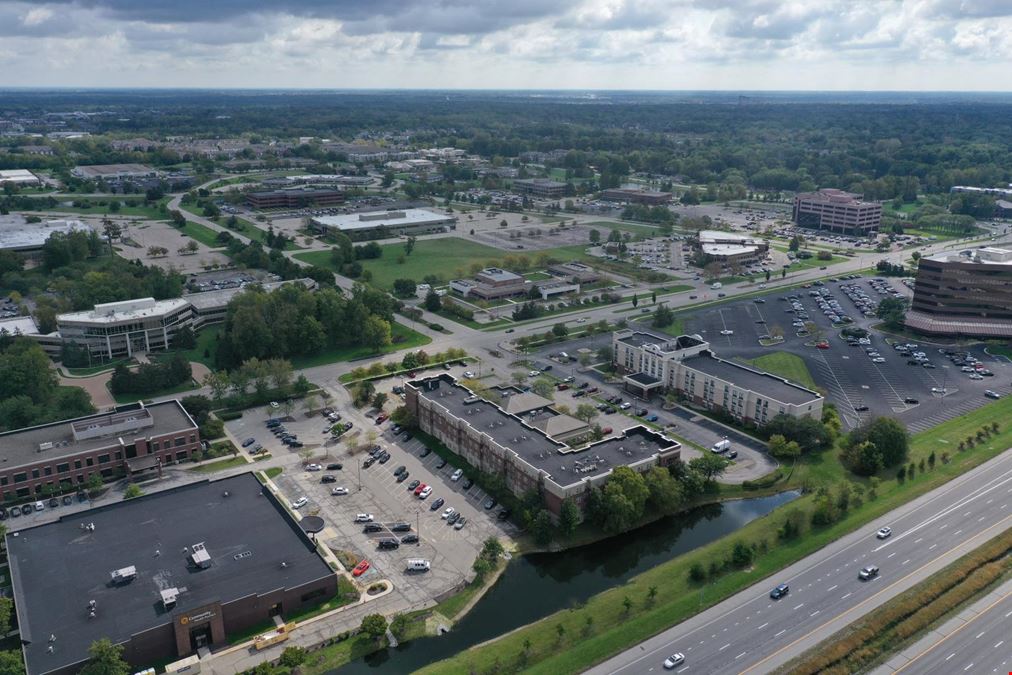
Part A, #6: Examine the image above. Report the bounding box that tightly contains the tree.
[876,297,907,330]
[531,378,555,399]
[361,315,392,352]
[359,614,388,642]
[767,434,801,460]
[404,236,417,256]
[511,370,528,386]
[703,261,722,281]
[531,509,554,545]
[123,484,143,500]
[689,453,730,482]
[372,392,388,409]
[79,639,130,675]
[424,289,442,313]
[846,417,909,468]
[840,440,884,476]
[589,228,600,244]
[279,646,307,668]
[574,403,598,424]
[652,303,673,328]
[558,498,580,537]
[0,650,25,675]
[552,322,569,338]
[0,597,12,636]
[389,614,410,640]
[631,294,639,308]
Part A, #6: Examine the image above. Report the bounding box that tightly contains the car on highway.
[331,487,349,496]
[876,527,892,539]
[769,583,789,599]
[354,513,374,523]
[352,560,370,577]
[663,653,685,669]
[241,438,256,447]
[291,497,308,509]
[858,565,879,581]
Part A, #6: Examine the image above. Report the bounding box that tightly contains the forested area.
[0,337,94,431]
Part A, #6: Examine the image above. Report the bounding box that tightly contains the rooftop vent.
[160,587,179,610]
[190,542,211,569]
[110,566,137,585]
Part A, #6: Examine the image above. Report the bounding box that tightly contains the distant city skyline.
[0,0,1009,90]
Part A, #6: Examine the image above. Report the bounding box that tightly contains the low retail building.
[310,208,455,240]
[599,188,672,204]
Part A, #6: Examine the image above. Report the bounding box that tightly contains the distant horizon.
[1,87,1011,94]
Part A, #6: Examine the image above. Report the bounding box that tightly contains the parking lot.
[676,276,1012,432]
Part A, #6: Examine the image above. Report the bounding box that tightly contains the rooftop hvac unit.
[110,566,137,585]
[190,542,211,569]
[160,587,179,610]
[38,442,53,451]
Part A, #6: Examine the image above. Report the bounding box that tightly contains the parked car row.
[0,493,80,520]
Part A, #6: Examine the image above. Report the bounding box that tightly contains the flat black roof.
[410,375,679,487]
[684,352,821,406]
[618,331,704,352]
[8,473,334,675]
[627,372,661,385]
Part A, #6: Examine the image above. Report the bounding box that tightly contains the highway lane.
[882,580,1012,675]
[586,448,1012,675]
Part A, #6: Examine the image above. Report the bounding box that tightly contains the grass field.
[25,197,171,220]
[288,322,431,369]
[189,456,249,473]
[986,343,1012,359]
[744,351,819,391]
[419,394,1012,675]
[177,220,224,248]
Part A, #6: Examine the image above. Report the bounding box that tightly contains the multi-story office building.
[906,247,1012,338]
[245,188,345,210]
[792,188,882,234]
[613,330,823,426]
[512,178,569,199]
[0,400,199,501]
[599,187,673,205]
[695,230,769,265]
[406,374,680,515]
[9,473,336,675]
[57,298,194,360]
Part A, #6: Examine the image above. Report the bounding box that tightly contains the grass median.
[417,396,1012,675]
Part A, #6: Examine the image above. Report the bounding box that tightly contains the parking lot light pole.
[357,459,362,492]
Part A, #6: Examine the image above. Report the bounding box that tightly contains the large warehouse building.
[906,247,1012,338]
[8,473,337,675]
[613,330,823,426]
[310,208,456,240]
[792,188,882,234]
[405,374,681,515]
[0,217,93,256]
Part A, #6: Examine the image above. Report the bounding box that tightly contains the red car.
[375,413,388,424]
[816,341,830,349]
[352,560,370,577]
[414,483,427,496]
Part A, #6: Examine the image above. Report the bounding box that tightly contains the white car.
[529,370,540,377]
[463,371,475,378]
[451,468,464,482]
[354,513,374,523]
[305,463,323,472]
[663,653,685,669]
[872,357,886,363]
[419,486,433,499]
[719,329,734,335]
[291,497,308,509]
[331,487,349,496]
[931,387,947,394]
[876,526,892,539]
[968,373,983,380]
[619,402,632,410]
[441,507,456,519]
[270,401,279,408]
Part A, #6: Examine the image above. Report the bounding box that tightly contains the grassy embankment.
[418,396,1012,675]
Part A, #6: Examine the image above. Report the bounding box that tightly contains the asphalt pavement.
[586,447,1012,675]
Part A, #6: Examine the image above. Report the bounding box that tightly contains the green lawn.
[239,217,303,250]
[287,322,430,369]
[189,456,249,473]
[986,343,1012,359]
[169,324,221,369]
[25,197,171,220]
[176,220,224,248]
[744,352,819,391]
[420,395,1012,675]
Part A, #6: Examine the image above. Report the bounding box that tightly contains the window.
[174,437,186,447]
[44,467,53,476]
[74,460,82,469]
[175,451,188,462]
[31,469,40,479]
[86,458,94,467]
[98,454,110,465]
[189,434,196,444]
[151,441,159,451]
[57,463,70,474]
[0,477,6,486]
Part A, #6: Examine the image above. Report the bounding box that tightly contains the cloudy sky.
[0,0,1010,90]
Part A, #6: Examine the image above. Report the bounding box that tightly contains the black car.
[420,447,431,458]
[430,497,445,511]
[770,584,789,599]
[321,475,337,484]
[403,432,413,441]
[446,512,461,525]
[904,397,919,404]
[377,538,400,550]
[483,497,497,510]
[327,463,343,470]
[363,457,376,468]
[407,479,420,491]
[462,478,474,490]
[497,508,511,521]
[363,523,384,534]
[401,534,419,544]
[436,458,447,469]
[855,405,870,412]
[343,421,354,430]
[370,446,383,457]
[49,497,59,508]
[0,509,7,521]
[393,465,407,477]
[20,504,32,515]
[390,522,412,532]
[378,452,391,464]
[396,471,409,483]
[62,494,73,505]
[289,441,304,448]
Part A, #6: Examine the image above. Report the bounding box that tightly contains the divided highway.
[586,448,1012,675]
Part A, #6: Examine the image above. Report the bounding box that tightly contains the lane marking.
[793,604,804,611]
[774,630,786,637]
[735,652,747,660]
[756,623,768,630]
[719,643,730,652]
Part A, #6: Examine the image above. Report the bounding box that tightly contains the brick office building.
[792,188,882,234]
[245,188,345,209]
[0,401,200,502]
[8,473,338,675]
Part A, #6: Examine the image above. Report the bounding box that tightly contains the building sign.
[179,610,215,625]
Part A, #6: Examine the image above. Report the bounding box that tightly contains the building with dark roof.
[613,329,823,426]
[512,178,569,199]
[792,188,882,234]
[245,188,345,210]
[906,247,1012,338]
[8,473,337,675]
[0,401,200,502]
[405,374,680,515]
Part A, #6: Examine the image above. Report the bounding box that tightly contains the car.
[407,479,420,491]
[270,401,279,409]
[451,468,464,482]
[770,583,789,599]
[375,414,388,424]
[645,414,659,422]
[447,511,461,525]
[932,387,947,394]
[354,513,374,523]
[753,298,766,304]
[326,463,343,470]
[419,486,433,499]
[401,534,420,544]
[872,357,886,363]
[529,370,540,377]
[903,397,919,404]
[352,560,370,577]
[9,507,19,518]
[497,508,512,521]
[876,527,892,539]
[441,507,456,519]
[505,328,515,333]
[430,497,445,511]
[378,452,391,464]
[985,390,1001,399]
[390,522,412,532]
[414,483,427,496]
[397,472,409,483]
[343,421,354,430]
[363,523,383,534]
[454,517,467,530]
[332,487,349,495]
[816,342,830,349]
[463,371,475,378]
[420,446,431,457]
[393,465,407,477]
[969,373,984,380]
[663,653,686,669]
[858,565,879,581]
[689,295,698,299]
[718,293,726,297]
[378,538,400,550]
[462,478,474,490]
[48,497,59,508]
[619,402,632,410]
[62,494,73,505]
[305,463,322,472]
[483,497,497,510]
[436,458,447,469]
[719,329,734,335]
[363,457,376,468]
[291,497,308,509]
[321,475,337,484]
[241,438,256,448]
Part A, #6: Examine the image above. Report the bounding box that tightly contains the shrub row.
[741,470,783,491]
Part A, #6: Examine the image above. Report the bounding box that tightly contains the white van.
[711,282,723,290]
[406,559,431,572]
[711,439,731,454]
